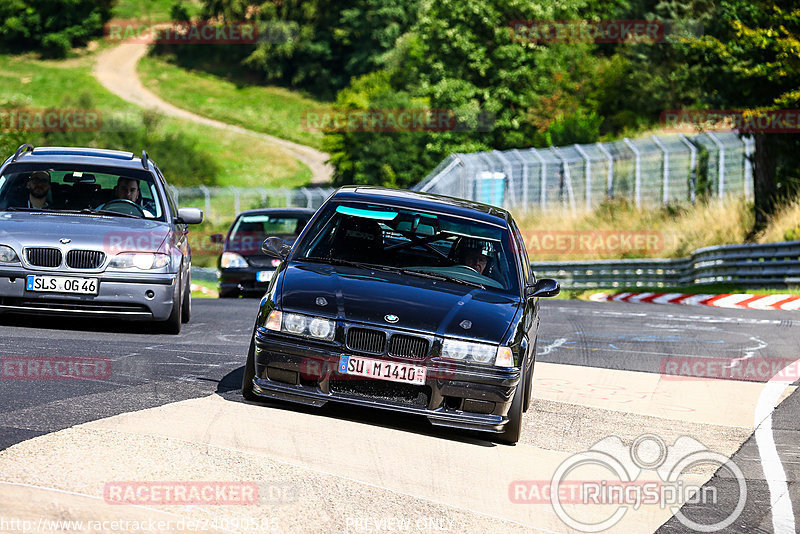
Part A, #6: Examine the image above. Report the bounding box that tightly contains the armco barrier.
[531,241,800,289]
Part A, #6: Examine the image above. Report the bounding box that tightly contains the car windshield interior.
[231,214,310,242]
[0,164,163,219]
[295,203,519,293]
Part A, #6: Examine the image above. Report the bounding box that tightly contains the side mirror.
[262,236,291,259]
[209,233,224,244]
[526,278,560,298]
[177,207,203,224]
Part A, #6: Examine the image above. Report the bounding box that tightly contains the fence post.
[511,149,529,212]
[596,142,613,199]
[679,134,697,204]
[550,147,576,213]
[529,148,547,209]
[743,135,755,200]
[300,187,313,209]
[706,132,726,197]
[573,143,592,208]
[198,185,211,219]
[229,186,240,214]
[623,138,642,207]
[651,135,669,204]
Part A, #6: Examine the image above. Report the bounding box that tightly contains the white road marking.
[537,338,567,355]
[754,358,799,534]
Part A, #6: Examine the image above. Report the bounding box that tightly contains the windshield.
[228,213,311,254]
[0,163,164,220]
[293,202,520,294]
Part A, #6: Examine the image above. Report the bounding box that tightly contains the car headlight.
[0,245,18,263]
[264,310,335,341]
[221,251,248,269]
[108,252,170,270]
[442,339,509,366]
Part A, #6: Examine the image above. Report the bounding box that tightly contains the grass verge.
[138,54,330,151]
[0,52,310,188]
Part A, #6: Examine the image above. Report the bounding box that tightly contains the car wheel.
[523,340,536,413]
[497,373,525,445]
[242,335,258,401]
[159,275,182,335]
[181,274,191,323]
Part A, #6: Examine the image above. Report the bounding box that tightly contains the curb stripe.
[588,292,800,312]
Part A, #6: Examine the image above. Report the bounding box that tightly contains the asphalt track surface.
[0,299,798,533]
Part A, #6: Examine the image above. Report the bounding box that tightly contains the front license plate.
[338,355,426,385]
[26,275,99,295]
[256,271,273,282]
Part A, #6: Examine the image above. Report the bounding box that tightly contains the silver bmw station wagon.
[0,145,203,334]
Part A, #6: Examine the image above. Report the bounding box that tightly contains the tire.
[523,340,537,412]
[497,371,525,445]
[242,336,258,401]
[181,274,191,323]
[159,275,182,335]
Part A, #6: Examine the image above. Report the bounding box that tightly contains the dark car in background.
[0,144,203,334]
[242,186,559,444]
[213,208,315,298]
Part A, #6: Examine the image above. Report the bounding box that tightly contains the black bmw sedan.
[242,186,559,444]
[213,208,315,298]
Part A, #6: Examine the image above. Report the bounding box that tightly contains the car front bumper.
[219,267,275,296]
[251,328,522,433]
[0,267,178,320]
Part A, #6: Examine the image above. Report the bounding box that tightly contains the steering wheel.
[462,264,480,273]
[96,199,146,217]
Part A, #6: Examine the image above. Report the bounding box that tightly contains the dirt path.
[93,43,332,184]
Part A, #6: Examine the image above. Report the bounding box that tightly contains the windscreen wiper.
[83,208,141,219]
[399,268,486,289]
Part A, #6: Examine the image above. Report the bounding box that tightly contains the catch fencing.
[531,241,800,289]
[169,186,334,225]
[415,132,754,211]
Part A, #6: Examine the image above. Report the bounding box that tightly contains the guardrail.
[531,241,800,289]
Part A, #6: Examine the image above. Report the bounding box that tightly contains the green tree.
[0,0,114,57]
[676,1,800,228]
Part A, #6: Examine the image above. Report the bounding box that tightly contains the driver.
[110,176,153,217]
[114,177,141,202]
[456,238,493,275]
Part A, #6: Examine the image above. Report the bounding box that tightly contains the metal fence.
[531,241,800,289]
[415,132,754,211]
[169,186,335,225]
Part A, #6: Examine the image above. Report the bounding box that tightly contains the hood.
[279,262,520,344]
[0,211,171,252]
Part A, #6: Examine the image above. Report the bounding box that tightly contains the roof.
[5,145,154,172]
[330,186,511,226]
